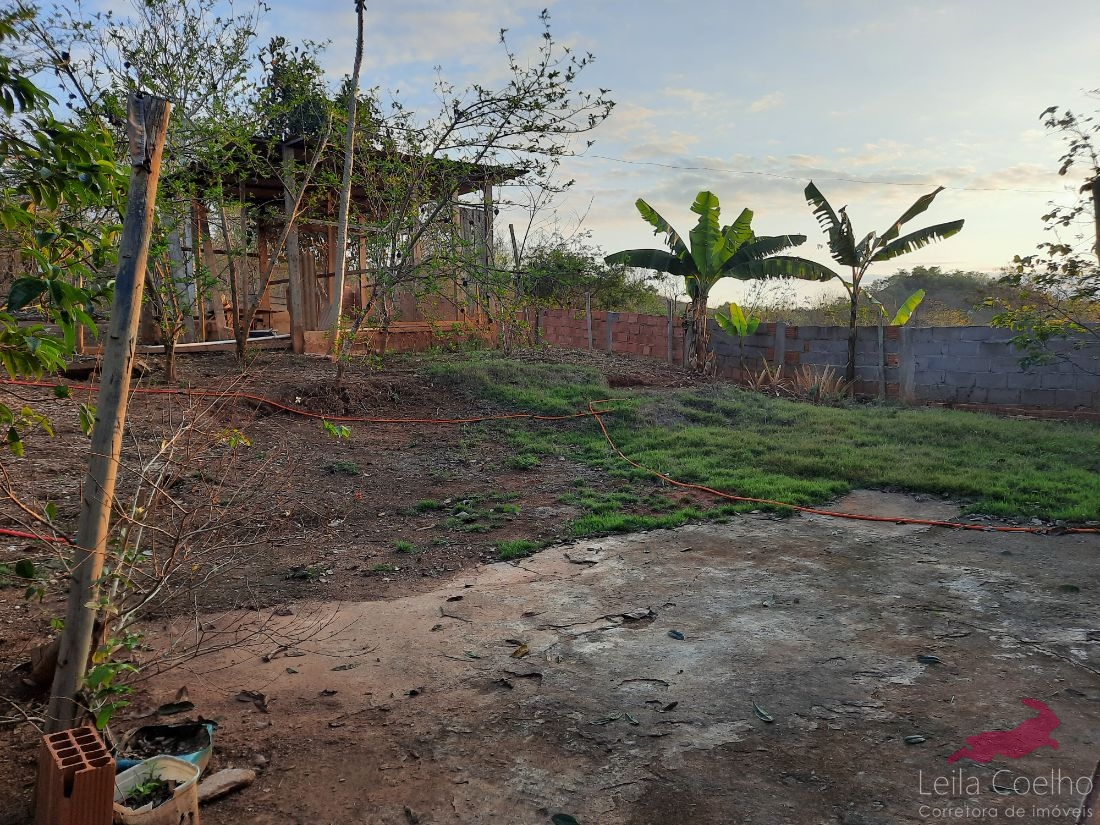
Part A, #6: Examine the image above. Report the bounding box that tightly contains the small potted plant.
[113,755,200,825]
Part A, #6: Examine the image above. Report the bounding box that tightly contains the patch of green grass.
[322,459,361,476]
[441,492,521,533]
[394,540,418,554]
[421,356,615,417]
[507,453,539,470]
[370,563,397,573]
[571,507,708,537]
[495,539,542,560]
[432,357,1100,523]
[559,489,640,515]
[414,499,444,512]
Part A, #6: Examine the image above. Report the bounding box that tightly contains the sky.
[80,0,1100,306]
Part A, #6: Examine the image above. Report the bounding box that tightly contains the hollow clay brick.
[35,726,115,825]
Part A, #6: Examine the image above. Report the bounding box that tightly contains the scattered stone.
[198,768,257,803]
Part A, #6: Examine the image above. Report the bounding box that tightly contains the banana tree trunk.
[846,285,859,384]
[690,293,711,373]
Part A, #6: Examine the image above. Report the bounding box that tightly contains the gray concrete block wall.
[543,311,1098,412]
[710,324,1099,410]
[892,326,1098,410]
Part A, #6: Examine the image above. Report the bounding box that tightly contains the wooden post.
[196,202,229,340]
[585,292,593,353]
[357,236,367,312]
[47,94,172,732]
[877,320,887,400]
[482,182,493,322]
[1090,178,1100,266]
[898,325,916,403]
[326,212,337,324]
[167,228,195,342]
[507,223,522,350]
[605,311,615,353]
[189,204,206,342]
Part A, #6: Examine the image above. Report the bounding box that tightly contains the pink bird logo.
[947,698,1060,764]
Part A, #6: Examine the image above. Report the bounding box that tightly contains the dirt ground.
[1,350,1098,824]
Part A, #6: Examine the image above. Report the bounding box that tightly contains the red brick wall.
[540,309,685,365]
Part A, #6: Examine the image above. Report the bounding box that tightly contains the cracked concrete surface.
[151,492,1100,825]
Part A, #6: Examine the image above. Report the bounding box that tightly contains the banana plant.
[606,191,834,372]
[716,300,763,378]
[866,288,926,326]
[804,181,963,381]
[715,301,761,338]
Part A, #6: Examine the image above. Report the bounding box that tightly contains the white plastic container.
[113,755,201,825]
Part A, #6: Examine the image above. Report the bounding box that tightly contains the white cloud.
[748,92,784,113]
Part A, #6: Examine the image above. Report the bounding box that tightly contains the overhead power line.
[579,153,1068,195]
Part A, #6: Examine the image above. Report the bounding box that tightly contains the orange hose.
[0,526,70,544]
[2,379,1095,541]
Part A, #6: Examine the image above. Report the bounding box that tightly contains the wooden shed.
[162,136,524,354]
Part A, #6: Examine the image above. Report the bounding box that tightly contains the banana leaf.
[879,187,946,244]
[635,198,689,259]
[604,248,695,278]
[731,256,838,282]
[805,182,859,267]
[870,220,964,262]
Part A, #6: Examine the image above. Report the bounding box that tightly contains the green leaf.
[551,815,580,825]
[730,256,838,282]
[53,385,70,399]
[94,700,130,731]
[715,308,737,337]
[724,234,807,269]
[14,559,35,579]
[720,208,755,255]
[878,187,946,245]
[687,191,735,278]
[870,220,964,263]
[7,277,48,311]
[890,289,926,326]
[805,182,859,267]
[604,249,694,278]
[78,404,96,436]
[715,301,758,339]
[84,664,114,689]
[6,426,23,456]
[634,198,689,260]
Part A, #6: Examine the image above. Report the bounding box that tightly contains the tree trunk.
[846,286,859,383]
[283,142,306,353]
[47,94,172,732]
[234,327,248,362]
[164,337,177,383]
[320,0,366,340]
[690,294,711,373]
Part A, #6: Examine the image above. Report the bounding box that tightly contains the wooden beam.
[47,94,172,732]
[196,201,231,340]
[282,142,307,353]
